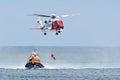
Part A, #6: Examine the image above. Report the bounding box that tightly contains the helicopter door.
[52,20,64,30]
[52,21,58,30]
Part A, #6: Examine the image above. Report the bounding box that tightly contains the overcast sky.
[0,0,120,46]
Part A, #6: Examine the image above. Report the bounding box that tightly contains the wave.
[1,64,120,70]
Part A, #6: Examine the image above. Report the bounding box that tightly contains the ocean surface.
[0,46,120,80]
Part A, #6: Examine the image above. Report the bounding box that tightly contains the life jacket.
[29,55,41,63]
[34,56,41,63]
[28,55,35,63]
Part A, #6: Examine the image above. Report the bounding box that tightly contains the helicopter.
[31,14,78,35]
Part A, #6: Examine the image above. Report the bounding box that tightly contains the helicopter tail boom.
[31,26,44,30]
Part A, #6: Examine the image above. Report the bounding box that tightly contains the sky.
[0,0,120,46]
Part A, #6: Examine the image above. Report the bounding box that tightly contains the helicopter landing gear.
[55,30,61,35]
[58,31,61,33]
[56,33,59,35]
[44,33,47,35]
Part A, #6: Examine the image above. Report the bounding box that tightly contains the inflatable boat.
[25,63,44,69]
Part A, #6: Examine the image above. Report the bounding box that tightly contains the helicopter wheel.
[58,31,61,33]
[44,33,47,35]
[56,33,59,35]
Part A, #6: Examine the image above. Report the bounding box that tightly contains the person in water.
[25,49,44,68]
[51,53,56,60]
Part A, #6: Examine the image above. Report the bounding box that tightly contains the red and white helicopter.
[31,14,78,35]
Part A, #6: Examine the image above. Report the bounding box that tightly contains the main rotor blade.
[33,14,51,17]
[57,14,80,18]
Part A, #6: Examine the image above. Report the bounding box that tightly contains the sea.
[0,46,120,80]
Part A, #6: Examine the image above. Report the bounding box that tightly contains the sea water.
[0,46,120,80]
